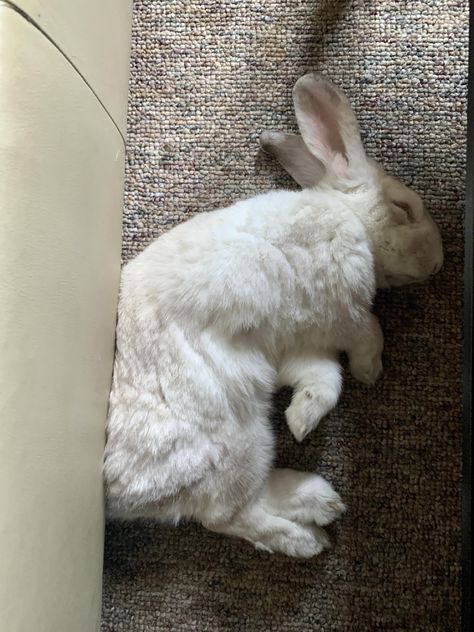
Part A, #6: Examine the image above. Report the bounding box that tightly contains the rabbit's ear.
[260,131,326,187]
[292,73,368,187]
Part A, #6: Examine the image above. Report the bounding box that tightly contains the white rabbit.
[103,73,443,557]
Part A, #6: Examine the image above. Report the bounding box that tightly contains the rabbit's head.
[260,73,443,288]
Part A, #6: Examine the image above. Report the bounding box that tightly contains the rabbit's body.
[104,75,443,557]
[105,189,372,521]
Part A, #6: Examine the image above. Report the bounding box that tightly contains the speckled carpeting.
[101,1,466,630]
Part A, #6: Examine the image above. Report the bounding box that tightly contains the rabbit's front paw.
[285,386,334,442]
[350,353,383,385]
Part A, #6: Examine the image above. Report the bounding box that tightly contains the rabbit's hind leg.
[207,500,330,558]
[206,468,345,558]
[262,468,346,527]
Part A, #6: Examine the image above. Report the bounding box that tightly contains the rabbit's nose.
[431,261,442,275]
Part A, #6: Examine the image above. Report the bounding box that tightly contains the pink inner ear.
[297,85,348,163]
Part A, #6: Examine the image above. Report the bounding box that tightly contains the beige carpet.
[102,1,467,630]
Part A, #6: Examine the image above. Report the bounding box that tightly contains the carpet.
[101,1,467,630]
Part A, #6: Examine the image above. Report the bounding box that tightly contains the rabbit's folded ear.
[260,131,326,188]
[292,73,368,187]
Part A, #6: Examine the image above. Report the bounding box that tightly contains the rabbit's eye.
[393,200,416,223]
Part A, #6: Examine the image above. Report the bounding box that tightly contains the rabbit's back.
[120,188,375,338]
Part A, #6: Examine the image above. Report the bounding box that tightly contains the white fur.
[103,74,443,557]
